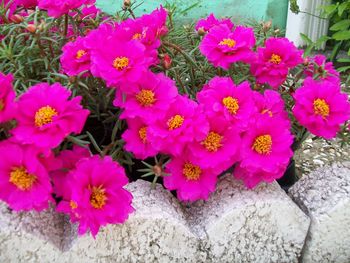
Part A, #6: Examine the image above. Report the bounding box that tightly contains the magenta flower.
[88,29,151,87]
[50,145,91,198]
[60,36,91,77]
[0,0,18,24]
[17,0,38,8]
[195,13,233,33]
[251,37,303,88]
[148,96,209,156]
[11,83,90,149]
[122,117,158,160]
[199,24,256,69]
[253,89,290,127]
[0,140,52,211]
[38,0,88,18]
[233,163,286,189]
[305,55,340,85]
[235,116,293,187]
[164,156,218,201]
[187,114,240,173]
[293,78,350,139]
[197,77,256,130]
[0,72,16,123]
[114,72,178,121]
[57,155,134,237]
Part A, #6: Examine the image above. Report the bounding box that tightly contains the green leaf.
[332,30,350,40]
[330,20,350,31]
[337,58,350,63]
[300,33,313,45]
[322,4,338,17]
[315,35,331,48]
[338,2,349,17]
[337,66,350,72]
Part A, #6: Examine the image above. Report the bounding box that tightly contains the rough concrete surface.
[289,162,350,263]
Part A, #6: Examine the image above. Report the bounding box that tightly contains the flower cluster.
[1,3,349,237]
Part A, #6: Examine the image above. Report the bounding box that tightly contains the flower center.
[35,105,58,127]
[139,126,147,143]
[183,162,201,181]
[132,33,142,40]
[76,50,87,59]
[167,114,184,130]
[252,134,272,155]
[0,99,4,111]
[136,89,156,106]
[113,56,129,71]
[70,200,78,209]
[90,185,107,209]
[313,98,329,118]
[202,131,223,152]
[261,108,273,117]
[9,166,36,191]
[269,54,282,64]
[219,38,236,48]
[222,96,239,115]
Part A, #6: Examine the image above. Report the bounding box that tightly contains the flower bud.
[197,27,206,36]
[162,54,172,70]
[152,165,163,177]
[123,0,131,9]
[262,20,272,32]
[10,14,24,24]
[26,24,37,33]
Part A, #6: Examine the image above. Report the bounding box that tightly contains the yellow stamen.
[261,108,273,117]
[252,135,272,155]
[222,96,239,115]
[76,50,87,59]
[132,33,142,40]
[35,105,58,127]
[183,162,201,181]
[0,99,4,111]
[269,54,282,64]
[113,56,129,71]
[70,200,78,209]
[167,115,184,130]
[219,38,236,48]
[136,89,156,106]
[313,98,330,118]
[90,185,107,209]
[9,166,36,191]
[202,131,223,152]
[139,126,147,143]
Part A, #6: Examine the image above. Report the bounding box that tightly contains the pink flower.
[234,115,294,188]
[197,77,256,130]
[0,140,52,211]
[148,96,209,156]
[305,55,340,85]
[187,114,240,173]
[199,24,256,69]
[251,37,303,88]
[11,83,90,149]
[164,155,218,201]
[253,89,290,127]
[17,0,38,8]
[122,117,158,160]
[88,29,151,87]
[0,72,16,123]
[57,155,134,237]
[114,72,178,121]
[60,36,91,77]
[293,77,350,139]
[38,0,88,18]
[50,145,91,198]
[195,13,233,32]
[0,0,18,24]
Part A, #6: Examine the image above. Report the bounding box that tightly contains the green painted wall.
[96,0,289,29]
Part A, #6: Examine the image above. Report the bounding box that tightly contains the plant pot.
[277,159,298,192]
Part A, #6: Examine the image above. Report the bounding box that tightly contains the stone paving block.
[63,180,199,263]
[289,162,350,263]
[186,174,310,263]
[0,202,65,262]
